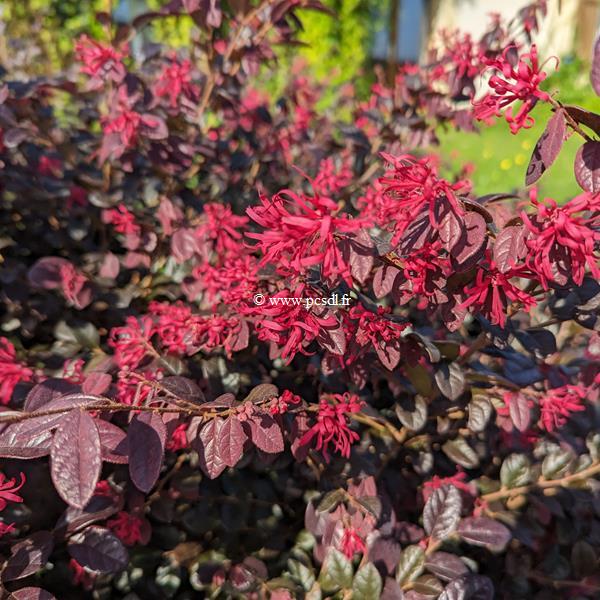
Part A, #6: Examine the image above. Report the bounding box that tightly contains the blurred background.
[1,0,599,199]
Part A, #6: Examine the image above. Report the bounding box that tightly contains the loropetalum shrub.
[1,1,600,598]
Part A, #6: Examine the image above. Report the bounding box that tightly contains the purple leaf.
[248,411,284,454]
[96,420,129,464]
[375,340,401,370]
[423,485,462,541]
[457,517,511,551]
[438,574,494,600]
[67,526,128,573]
[1,531,54,582]
[27,257,70,289]
[592,34,600,96]
[193,418,226,479]
[160,376,205,404]
[50,410,102,509]
[82,372,112,396]
[10,588,57,600]
[450,212,487,271]
[525,109,567,185]
[493,225,527,273]
[563,105,600,135]
[574,141,600,193]
[439,210,463,253]
[373,265,400,298]
[0,424,53,459]
[128,412,166,492]
[54,494,120,538]
[425,552,469,582]
[24,379,79,412]
[507,392,531,432]
[218,416,247,467]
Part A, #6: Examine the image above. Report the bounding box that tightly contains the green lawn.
[436,104,581,201]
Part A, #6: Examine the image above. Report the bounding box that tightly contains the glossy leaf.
[2,531,54,582]
[128,412,166,492]
[423,485,462,541]
[67,526,128,573]
[352,563,382,600]
[457,517,511,552]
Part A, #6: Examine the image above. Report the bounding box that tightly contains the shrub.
[0,1,599,599]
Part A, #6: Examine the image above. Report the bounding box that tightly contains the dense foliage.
[1,1,600,599]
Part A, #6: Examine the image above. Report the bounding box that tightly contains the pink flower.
[38,155,62,177]
[521,193,600,288]
[153,57,199,107]
[474,44,555,134]
[246,187,363,285]
[339,527,366,559]
[109,316,155,369]
[103,205,141,236]
[0,522,16,537]
[299,393,363,461]
[69,559,96,590]
[0,338,33,405]
[0,471,25,511]
[75,35,127,87]
[166,423,189,451]
[196,203,249,260]
[349,305,408,347]
[107,511,146,546]
[59,262,91,309]
[423,469,474,502]
[379,153,469,241]
[539,385,586,432]
[460,258,536,327]
[270,390,302,415]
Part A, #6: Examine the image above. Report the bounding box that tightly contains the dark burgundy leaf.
[2,531,54,582]
[193,418,226,479]
[423,485,462,541]
[248,411,284,454]
[574,141,600,192]
[450,212,487,271]
[457,517,511,551]
[507,392,530,432]
[563,104,600,135]
[128,412,166,492]
[525,109,567,185]
[438,574,494,600]
[9,588,57,600]
[376,340,401,370]
[373,265,400,298]
[160,376,205,404]
[24,379,79,412]
[50,409,102,509]
[27,257,70,289]
[439,210,463,253]
[96,420,129,464]
[317,319,346,355]
[425,552,469,582]
[218,416,247,467]
[493,225,527,273]
[67,526,128,573]
[592,34,600,96]
[0,424,52,459]
[54,493,120,538]
[381,577,404,600]
[81,372,111,396]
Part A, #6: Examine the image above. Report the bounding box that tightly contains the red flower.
[67,185,88,209]
[38,155,62,177]
[196,203,249,260]
[103,204,141,236]
[398,241,450,304]
[0,522,16,537]
[107,511,146,546]
[349,305,407,347]
[521,193,600,288]
[460,258,536,327]
[474,44,555,134]
[153,57,199,108]
[539,385,586,432]
[0,471,25,511]
[339,526,366,559]
[0,338,33,405]
[299,393,363,461]
[75,35,127,88]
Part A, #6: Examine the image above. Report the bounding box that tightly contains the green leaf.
[542,449,574,480]
[357,496,382,519]
[396,544,425,586]
[317,489,345,513]
[585,432,600,461]
[318,548,353,593]
[442,437,479,469]
[412,573,444,597]
[288,559,316,592]
[500,454,531,488]
[351,563,382,600]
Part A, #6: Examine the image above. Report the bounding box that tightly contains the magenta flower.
[539,385,586,432]
[0,338,33,405]
[0,471,25,512]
